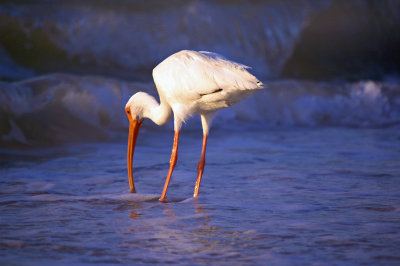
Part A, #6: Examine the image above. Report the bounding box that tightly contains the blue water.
[1,128,400,265]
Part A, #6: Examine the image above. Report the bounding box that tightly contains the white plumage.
[125,50,264,201]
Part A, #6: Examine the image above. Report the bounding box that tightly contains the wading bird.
[125,50,264,201]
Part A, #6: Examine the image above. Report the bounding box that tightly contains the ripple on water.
[1,128,400,265]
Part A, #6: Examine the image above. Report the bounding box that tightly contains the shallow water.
[1,128,400,265]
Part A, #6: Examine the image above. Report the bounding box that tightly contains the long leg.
[193,112,215,197]
[160,130,180,202]
[193,134,208,197]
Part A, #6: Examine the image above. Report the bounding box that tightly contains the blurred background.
[1,0,400,146]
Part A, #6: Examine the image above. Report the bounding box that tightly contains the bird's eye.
[127,110,130,114]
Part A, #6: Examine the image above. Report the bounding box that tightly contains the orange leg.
[160,131,180,202]
[194,134,208,197]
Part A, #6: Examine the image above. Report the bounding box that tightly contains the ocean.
[1,128,400,265]
[1,0,400,264]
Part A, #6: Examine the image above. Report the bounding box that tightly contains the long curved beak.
[127,116,143,193]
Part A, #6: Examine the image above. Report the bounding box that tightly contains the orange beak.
[126,107,143,193]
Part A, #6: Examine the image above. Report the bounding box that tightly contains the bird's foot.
[159,196,168,203]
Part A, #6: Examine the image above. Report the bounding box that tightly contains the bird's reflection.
[162,204,177,219]
[193,199,211,226]
[123,198,244,257]
[129,209,143,219]
[119,197,211,229]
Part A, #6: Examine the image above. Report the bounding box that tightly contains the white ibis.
[125,50,264,201]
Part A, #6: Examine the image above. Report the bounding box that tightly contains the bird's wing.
[198,51,263,91]
[153,50,263,105]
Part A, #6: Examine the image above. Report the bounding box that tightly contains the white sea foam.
[30,193,160,202]
[1,74,399,144]
[218,79,400,128]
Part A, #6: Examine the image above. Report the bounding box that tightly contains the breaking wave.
[1,0,399,81]
[1,74,399,145]
[1,0,400,145]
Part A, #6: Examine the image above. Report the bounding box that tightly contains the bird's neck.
[144,94,173,126]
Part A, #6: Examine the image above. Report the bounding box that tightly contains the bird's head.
[125,92,150,122]
[125,91,168,192]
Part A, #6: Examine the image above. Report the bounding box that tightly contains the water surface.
[1,128,400,265]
